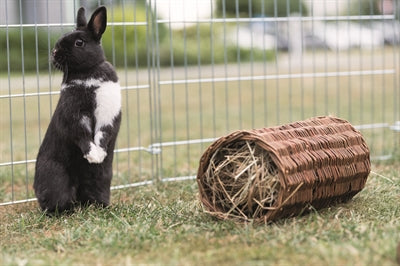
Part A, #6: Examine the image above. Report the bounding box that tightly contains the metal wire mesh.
[0,0,399,205]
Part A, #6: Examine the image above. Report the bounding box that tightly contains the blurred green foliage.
[0,28,58,73]
[215,0,309,17]
[1,3,275,73]
[101,4,274,68]
[158,24,274,66]
[346,0,382,16]
[102,3,167,68]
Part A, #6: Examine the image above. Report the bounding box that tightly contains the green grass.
[1,163,399,265]
[0,48,399,264]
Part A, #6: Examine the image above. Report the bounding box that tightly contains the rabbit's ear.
[87,6,107,41]
[76,7,87,29]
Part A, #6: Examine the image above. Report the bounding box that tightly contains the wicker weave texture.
[197,116,371,223]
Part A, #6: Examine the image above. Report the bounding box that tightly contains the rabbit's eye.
[75,39,85,47]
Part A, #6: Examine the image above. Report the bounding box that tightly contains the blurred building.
[0,0,75,25]
[151,0,215,29]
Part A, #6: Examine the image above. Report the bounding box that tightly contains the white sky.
[151,0,215,29]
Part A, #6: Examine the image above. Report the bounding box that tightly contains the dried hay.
[197,116,371,224]
[203,140,280,222]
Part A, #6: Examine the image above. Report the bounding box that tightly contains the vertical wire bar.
[323,0,328,115]
[167,3,177,177]
[5,0,15,202]
[154,1,164,179]
[274,0,280,124]
[34,0,42,144]
[358,0,364,124]
[390,2,398,155]
[108,0,120,181]
[335,0,340,117]
[33,0,41,200]
[347,0,352,121]
[182,1,191,176]
[121,0,132,182]
[147,0,157,180]
[133,0,143,181]
[380,0,386,156]
[145,0,156,181]
[73,1,76,17]
[210,0,217,137]
[46,0,53,117]
[235,0,243,129]
[18,0,30,199]
[394,1,400,150]
[311,3,316,117]
[59,1,64,35]
[287,0,293,122]
[300,1,305,120]
[110,1,116,67]
[368,0,376,153]
[248,0,255,128]
[261,0,268,126]
[196,0,204,152]
[369,0,375,124]
[222,0,230,133]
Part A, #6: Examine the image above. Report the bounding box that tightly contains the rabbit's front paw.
[84,142,107,164]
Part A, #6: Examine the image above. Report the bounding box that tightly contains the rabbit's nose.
[52,49,57,57]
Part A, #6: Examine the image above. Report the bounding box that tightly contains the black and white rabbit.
[33,6,121,213]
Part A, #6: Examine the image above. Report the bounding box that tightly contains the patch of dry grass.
[202,140,280,221]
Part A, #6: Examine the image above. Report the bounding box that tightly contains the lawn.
[0,162,399,265]
[0,48,399,264]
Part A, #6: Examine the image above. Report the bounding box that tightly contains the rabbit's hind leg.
[76,167,112,208]
[34,160,77,214]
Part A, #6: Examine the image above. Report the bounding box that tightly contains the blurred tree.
[102,0,167,68]
[0,28,58,73]
[215,0,308,17]
[347,0,382,16]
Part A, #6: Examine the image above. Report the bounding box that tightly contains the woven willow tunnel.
[197,116,371,223]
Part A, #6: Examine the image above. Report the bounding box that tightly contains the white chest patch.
[94,81,121,132]
[61,78,121,132]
